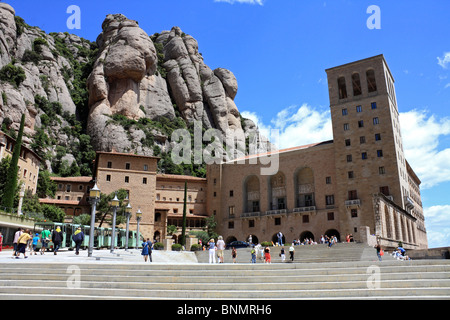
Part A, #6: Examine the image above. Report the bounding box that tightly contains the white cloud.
[214,0,264,5]
[437,52,450,69]
[242,104,332,150]
[399,109,450,189]
[423,205,450,248]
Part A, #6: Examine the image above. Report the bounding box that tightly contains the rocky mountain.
[0,3,260,177]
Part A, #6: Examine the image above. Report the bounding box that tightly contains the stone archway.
[226,236,237,244]
[325,229,340,242]
[300,231,315,242]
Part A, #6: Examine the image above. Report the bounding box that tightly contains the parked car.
[226,241,250,249]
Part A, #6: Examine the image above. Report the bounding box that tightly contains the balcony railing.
[293,206,316,213]
[345,199,361,207]
[263,209,288,216]
[404,196,415,209]
[241,211,261,218]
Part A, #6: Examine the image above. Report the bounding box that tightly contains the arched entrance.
[226,236,237,244]
[325,229,340,242]
[153,231,161,243]
[300,231,315,242]
[247,234,259,244]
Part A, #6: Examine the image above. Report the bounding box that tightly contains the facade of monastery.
[44,55,428,250]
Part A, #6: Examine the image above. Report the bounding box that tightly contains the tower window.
[342,108,348,116]
[366,70,377,92]
[362,152,368,160]
[352,73,362,96]
[358,120,364,128]
[356,105,362,113]
[338,77,348,99]
[377,150,384,157]
[375,133,381,141]
[371,102,377,109]
[344,123,350,131]
[373,117,380,125]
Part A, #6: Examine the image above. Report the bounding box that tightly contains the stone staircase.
[195,242,394,264]
[0,252,449,300]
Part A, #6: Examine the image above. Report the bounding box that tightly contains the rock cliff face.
[0,3,259,176]
[87,15,249,154]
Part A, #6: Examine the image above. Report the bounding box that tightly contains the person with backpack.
[72,227,84,255]
[40,228,51,255]
[141,239,150,262]
[52,226,63,255]
[146,238,153,262]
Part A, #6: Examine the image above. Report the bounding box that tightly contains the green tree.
[36,170,57,198]
[180,181,188,246]
[41,204,65,222]
[2,114,25,210]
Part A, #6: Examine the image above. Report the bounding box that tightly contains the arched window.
[352,73,362,96]
[366,69,377,92]
[338,77,348,99]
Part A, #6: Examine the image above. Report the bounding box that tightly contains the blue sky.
[6,0,450,248]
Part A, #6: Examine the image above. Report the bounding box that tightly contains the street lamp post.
[136,209,142,250]
[88,183,101,257]
[110,193,120,253]
[124,202,132,251]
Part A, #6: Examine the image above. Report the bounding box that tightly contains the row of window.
[106,161,150,171]
[106,175,148,184]
[346,149,384,162]
[228,211,338,229]
[344,133,382,147]
[338,70,377,100]
[343,117,379,131]
[342,102,377,115]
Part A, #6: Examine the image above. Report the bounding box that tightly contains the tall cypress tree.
[180,181,188,246]
[2,113,25,210]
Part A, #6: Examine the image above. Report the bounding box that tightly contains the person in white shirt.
[216,236,226,263]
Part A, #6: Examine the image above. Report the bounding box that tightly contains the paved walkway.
[0,248,198,264]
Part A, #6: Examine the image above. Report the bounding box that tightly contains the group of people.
[206,236,296,264]
[10,227,86,259]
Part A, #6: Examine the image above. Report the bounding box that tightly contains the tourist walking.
[289,244,295,262]
[231,247,237,263]
[280,246,286,262]
[251,247,256,264]
[208,239,216,264]
[264,246,271,263]
[217,236,226,263]
[0,232,3,252]
[52,226,63,255]
[72,227,84,255]
[32,233,39,255]
[141,239,150,262]
[12,228,22,256]
[40,228,51,255]
[375,243,383,261]
[146,238,153,262]
[16,229,32,259]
